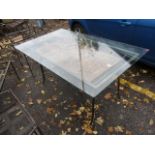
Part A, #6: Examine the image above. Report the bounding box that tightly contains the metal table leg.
[24,54,34,78]
[90,97,95,125]
[16,53,23,67]
[117,77,121,99]
[40,65,46,84]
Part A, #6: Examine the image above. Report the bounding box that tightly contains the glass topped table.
[15,29,149,124]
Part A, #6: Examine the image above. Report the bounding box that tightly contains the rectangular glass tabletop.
[15,29,148,97]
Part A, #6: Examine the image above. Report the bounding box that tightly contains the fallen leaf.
[104,92,112,100]
[27,91,31,95]
[114,126,124,133]
[138,80,145,84]
[108,126,114,133]
[36,99,42,104]
[24,70,28,73]
[35,80,41,85]
[54,113,58,118]
[122,99,129,105]
[47,107,55,114]
[61,130,67,135]
[43,101,47,104]
[19,126,24,130]
[131,74,136,77]
[17,83,23,88]
[28,98,33,105]
[93,130,98,134]
[70,110,81,116]
[16,110,22,116]
[68,117,72,121]
[142,69,148,74]
[59,91,63,95]
[48,77,54,82]
[79,107,85,112]
[41,90,45,95]
[67,128,71,132]
[144,98,150,104]
[96,116,104,126]
[46,98,52,103]
[21,78,25,82]
[24,65,29,69]
[120,86,124,90]
[52,95,58,101]
[82,124,93,134]
[28,101,34,105]
[149,119,154,126]
[60,120,65,125]
[126,130,132,135]
[117,101,121,105]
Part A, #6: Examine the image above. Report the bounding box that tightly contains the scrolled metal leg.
[35,127,43,135]
[10,62,20,80]
[90,97,95,125]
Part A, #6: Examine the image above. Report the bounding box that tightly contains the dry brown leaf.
[35,80,41,85]
[43,101,47,104]
[117,101,121,105]
[144,98,150,104]
[24,70,28,73]
[41,90,45,95]
[142,69,148,74]
[19,126,24,130]
[79,107,85,112]
[46,98,52,103]
[21,78,25,82]
[36,99,42,104]
[108,126,114,133]
[28,101,34,105]
[120,86,124,90]
[47,107,55,114]
[122,99,129,105]
[93,130,98,134]
[61,130,67,135]
[70,110,82,116]
[17,83,23,88]
[149,119,154,126]
[48,77,54,82]
[54,113,58,118]
[126,130,132,135]
[104,92,112,100]
[16,110,22,116]
[96,116,104,126]
[59,91,63,95]
[27,91,31,95]
[67,128,71,132]
[82,124,93,134]
[52,95,58,101]
[114,126,124,133]
[138,80,145,84]
[60,120,65,125]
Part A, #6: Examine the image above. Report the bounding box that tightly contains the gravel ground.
[1,20,155,135]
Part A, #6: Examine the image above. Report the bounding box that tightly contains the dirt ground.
[1,20,155,135]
